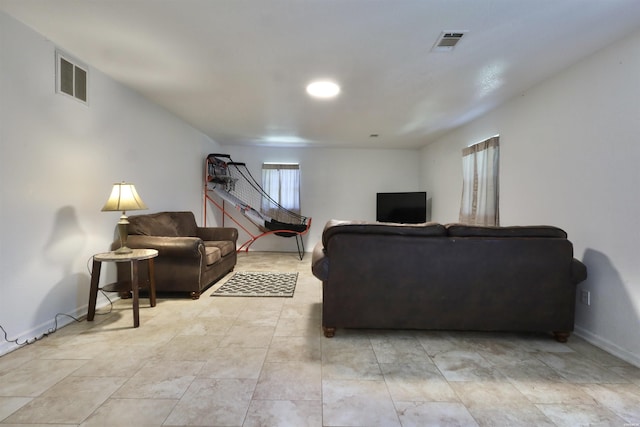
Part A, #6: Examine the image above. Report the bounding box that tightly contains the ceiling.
[2,0,640,149]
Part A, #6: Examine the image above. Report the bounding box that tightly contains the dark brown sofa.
[112,211,237,299]
[311,220,588,341]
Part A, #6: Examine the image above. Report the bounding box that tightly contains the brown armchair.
[112,211,237,299]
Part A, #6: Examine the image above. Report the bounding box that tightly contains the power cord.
[0,256,118,348]
[0,313,81,347]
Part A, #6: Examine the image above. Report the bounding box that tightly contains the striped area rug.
[212,272,298,297]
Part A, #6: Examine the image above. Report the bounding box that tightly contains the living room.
[1,2,640,423]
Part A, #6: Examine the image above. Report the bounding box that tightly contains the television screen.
[376,191,427,224]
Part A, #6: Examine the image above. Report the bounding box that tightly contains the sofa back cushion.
[445,224,567,238]
[322,220,446,248]
[128,211,198,237]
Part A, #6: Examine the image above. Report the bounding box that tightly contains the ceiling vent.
[432,31,467,52]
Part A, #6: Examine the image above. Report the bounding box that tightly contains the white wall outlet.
[580,289,591,306]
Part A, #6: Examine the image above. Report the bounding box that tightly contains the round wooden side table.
[87,248,158,328]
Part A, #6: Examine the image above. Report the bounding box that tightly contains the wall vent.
[432,31,467,52]
[55,50,88,105]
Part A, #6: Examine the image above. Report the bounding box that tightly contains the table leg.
[148,258,157,307]
[87,259,101,321]
[131,260,140,328]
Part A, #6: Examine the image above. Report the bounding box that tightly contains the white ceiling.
[2,0,640,149]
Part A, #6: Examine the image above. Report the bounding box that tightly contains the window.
[459,136,500,226]
[261,163,300,220]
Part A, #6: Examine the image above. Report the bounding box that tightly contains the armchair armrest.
[196,227,238,243]
[117,235,204,258]
[571,258,588,284]
[311,242,329,282]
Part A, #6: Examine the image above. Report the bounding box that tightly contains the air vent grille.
[56,50,88,104]
[432,31,467,52]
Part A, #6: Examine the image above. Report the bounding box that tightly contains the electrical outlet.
[580,290,591,306]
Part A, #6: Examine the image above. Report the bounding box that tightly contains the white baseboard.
[574,325,640,368]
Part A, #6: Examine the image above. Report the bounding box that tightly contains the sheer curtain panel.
[459,136,500,226]
[262,163,301,221]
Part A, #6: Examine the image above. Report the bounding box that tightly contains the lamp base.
[114,214,132,254]
[114,245,133,254]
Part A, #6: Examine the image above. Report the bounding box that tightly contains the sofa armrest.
[571,258,588,284]
[113,235,203,258]
[196,227,238,243]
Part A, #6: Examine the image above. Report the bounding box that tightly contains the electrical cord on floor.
[0,255,118,348]
[0,313,82,347]
[95,289,114,315]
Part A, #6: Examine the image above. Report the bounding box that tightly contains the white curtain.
[262,164,301,219]
[459,136,500,226]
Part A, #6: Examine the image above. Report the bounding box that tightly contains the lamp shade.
[101,182,148,212]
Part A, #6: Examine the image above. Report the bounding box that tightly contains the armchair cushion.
[128,211,200,237]
[205,247,222,265]
[129,215,179,236]
[205,240,235,257]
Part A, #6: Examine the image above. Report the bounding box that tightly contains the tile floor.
[1,251,640,426]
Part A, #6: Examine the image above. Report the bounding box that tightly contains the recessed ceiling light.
[262,135,309,144]
[306,80,340,99]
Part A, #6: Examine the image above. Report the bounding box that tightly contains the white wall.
[0,12,221,355]
[207,146,422,253]
[420,29,640,366]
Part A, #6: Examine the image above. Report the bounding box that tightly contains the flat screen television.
[376,191,427,224]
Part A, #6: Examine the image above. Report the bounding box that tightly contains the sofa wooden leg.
[190,291,201,300]
[323,327,336,338]
[553,331,570,343]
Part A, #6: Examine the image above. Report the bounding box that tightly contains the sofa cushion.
[128,211,198,237]
[168,212,198,236]
[445,224,567,238]
[205,246,222,265]
[322,219,446,248]
[204,241,235,257]
[129,213,180,236]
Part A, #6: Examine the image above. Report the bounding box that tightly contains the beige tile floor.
[1,251,640,426]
